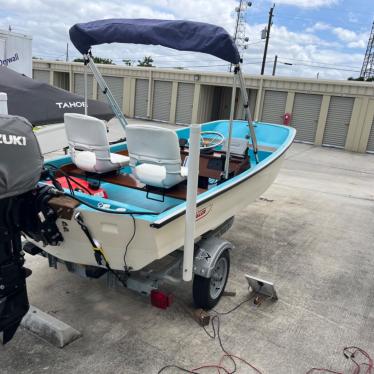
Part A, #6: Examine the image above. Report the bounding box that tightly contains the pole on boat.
[84,61,88,116]
[224,72,238,179]
[183,123,201,282]
[83,53,128,132]
[237,66,259,163]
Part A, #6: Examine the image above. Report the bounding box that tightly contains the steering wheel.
[185,131,225,151]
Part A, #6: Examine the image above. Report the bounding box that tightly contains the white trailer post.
[183,123,201,281]
[0,93,8,114]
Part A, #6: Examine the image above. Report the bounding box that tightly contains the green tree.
[122,59,133,66]
[73,57,115,65]
[137,56,154,67]
[348,76,374,82]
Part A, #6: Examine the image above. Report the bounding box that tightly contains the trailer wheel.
[193,249,230,310]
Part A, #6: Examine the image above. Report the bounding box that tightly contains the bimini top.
[69,18,241,64]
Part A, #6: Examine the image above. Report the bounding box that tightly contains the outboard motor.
[0,114,62,344]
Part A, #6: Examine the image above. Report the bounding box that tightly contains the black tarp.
[70,19,240,64]
[0,66,113,126]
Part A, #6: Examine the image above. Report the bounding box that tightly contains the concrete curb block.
[21,305,81,348]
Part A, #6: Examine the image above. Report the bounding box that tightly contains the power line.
[278,60,361,72]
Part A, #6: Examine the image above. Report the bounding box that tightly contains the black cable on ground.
[157,296,262,374]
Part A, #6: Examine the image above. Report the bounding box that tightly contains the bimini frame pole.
[237,65,259,163]
[84,63,88,115]
[224,72,237,179]
[84,53,128,131]
[183,123,201,282]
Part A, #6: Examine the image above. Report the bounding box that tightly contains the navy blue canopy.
[69,19,241,64]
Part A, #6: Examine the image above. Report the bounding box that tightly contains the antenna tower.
[360,21,374,80]
[230,0,251,71]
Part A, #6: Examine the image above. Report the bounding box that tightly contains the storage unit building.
[291,93,322,143]
[261,90,287,124]
[367,116,374,153]
[175,82,194,124]
[322,96,354,148]
[98,76,123,107]
[152,80,172,122]
[134,79,149,118]
[73,73,94,99]
[33,70,50,84]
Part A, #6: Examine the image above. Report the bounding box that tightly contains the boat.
[0,18,295,344]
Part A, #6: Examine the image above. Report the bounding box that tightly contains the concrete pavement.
[1,142,373,373]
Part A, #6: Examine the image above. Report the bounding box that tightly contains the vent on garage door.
[367,115,374,153]
[261,90,287,124]
[98,76,124,108]
[176,83,194,124]
[291,93,322,143]
[33,70,50,84]
[152,81,172,122]
[322,96,354,148]
[74,73,93,98]
[134,79,149,118]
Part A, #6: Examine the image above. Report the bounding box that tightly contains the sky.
[0,0,373,80]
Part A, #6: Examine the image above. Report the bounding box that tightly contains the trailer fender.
[193,237,234,279]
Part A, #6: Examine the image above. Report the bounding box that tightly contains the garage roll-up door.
[367,115,374,153]
[33,70,50,84]
[322,96,354,148]
[261,90,287,124]
[134,79,149,118]
[98,76,123,108]
[152,80,172,122]
[291,93,322,143]
[74,73,93,98]
[176,83,194,124]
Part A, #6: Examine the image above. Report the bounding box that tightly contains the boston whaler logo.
[0,134,26,146]
[56,102,86,109]
[196,204,212,221]
[0,53,19,66]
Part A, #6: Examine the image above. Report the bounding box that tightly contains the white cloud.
[305,22,368,50]
[0,0,365,80]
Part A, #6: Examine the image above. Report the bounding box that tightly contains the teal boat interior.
[42,120,295,223]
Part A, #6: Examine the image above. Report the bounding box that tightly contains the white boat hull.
[33,150,286,271]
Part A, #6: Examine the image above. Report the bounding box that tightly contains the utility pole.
[66,43,69,62]
[272,55,278,76]
[261,4,275,75]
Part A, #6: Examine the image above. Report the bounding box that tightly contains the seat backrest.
[64,113,111,165]
[126,125,182,173]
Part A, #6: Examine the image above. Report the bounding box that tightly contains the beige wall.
[33,60,374,153]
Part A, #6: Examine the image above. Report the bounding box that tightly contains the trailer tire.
[193,249,230,310]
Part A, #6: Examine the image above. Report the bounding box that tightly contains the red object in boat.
[150,290,173,309]
[49,177,108,198]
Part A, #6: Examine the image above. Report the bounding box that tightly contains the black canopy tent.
[0,66,113,126]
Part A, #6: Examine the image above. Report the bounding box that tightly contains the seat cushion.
[110,153,130,167]
[135,164,167,187]
[75,151,96,172]
[134,163,186,189]
[74,151,129,173]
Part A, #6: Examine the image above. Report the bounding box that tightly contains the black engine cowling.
[0,114,62,344]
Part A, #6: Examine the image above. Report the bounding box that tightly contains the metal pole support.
[84,54,128,132]
[183,123,201,281]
